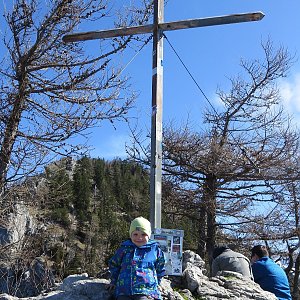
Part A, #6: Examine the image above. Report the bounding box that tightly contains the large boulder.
[0,274,111,300]
[198,271,277,299]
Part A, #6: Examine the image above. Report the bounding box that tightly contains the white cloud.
[279,73,300,123]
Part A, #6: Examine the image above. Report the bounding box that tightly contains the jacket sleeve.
[155,246,166,284]
[251,262,263,284]
[108,246,124,286]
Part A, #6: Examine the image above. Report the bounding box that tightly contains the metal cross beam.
[63,1,264,230]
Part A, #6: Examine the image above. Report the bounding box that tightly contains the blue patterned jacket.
[108,239,165,299]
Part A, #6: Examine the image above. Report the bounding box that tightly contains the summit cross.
[63,1,264,229]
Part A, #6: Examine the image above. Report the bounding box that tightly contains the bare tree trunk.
[203,174,217,268]
[0,81,27,193]
[197,202,206,258]
[292,252,300,300]
[196,174,217,266]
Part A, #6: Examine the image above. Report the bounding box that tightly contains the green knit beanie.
[129,217,152,238]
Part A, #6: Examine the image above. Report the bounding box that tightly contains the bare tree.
[287,183,300,300]
[128,40,300,260]
[239,173,300,299]
[0,0,153,194]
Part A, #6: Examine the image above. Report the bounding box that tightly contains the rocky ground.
[0,250,277,300]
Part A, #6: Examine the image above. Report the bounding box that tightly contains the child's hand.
[106,284,115,292]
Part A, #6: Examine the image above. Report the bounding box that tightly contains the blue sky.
[87,0,300,160]
[1,1,300,160]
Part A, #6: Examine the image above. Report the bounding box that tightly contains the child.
[108,216,165,300]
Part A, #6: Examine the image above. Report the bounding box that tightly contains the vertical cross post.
[150,0,164,229]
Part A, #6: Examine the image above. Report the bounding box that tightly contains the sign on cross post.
[63,1,264,230]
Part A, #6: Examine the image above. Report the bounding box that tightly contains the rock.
[0,202,35,246]
[196,270,277,300]
[182,250,206,270]
[60,273,89,291]
[160,277,184,300]
[0,295,18,300]
[37,277,111,300]
[183,262,208,292]
[182,250,208,292]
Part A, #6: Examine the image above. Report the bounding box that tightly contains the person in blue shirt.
[251,245,292,300]
[108,217,165,300]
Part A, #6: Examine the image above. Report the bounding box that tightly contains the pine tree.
[45,161,72,226]
[73,157,92,222]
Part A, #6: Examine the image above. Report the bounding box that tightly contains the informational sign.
[151,228,184,276]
